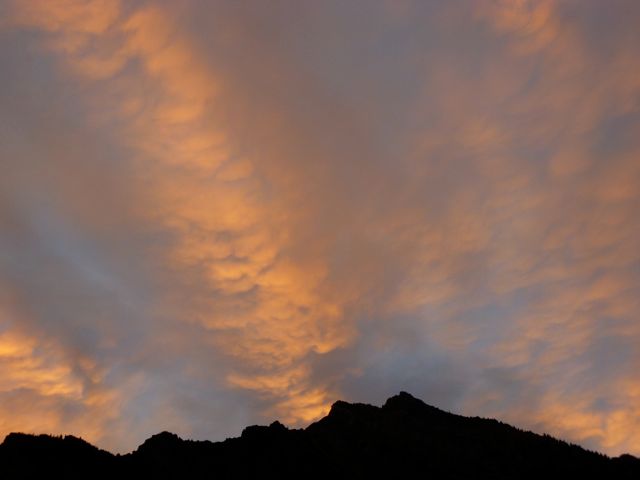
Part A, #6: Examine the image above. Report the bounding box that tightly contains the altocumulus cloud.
[0,0,639,455]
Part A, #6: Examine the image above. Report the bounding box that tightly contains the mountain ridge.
[1,392,638,478]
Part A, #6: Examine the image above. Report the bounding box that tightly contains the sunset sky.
[1,0,639,456]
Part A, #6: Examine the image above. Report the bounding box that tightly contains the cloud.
[0,0,639,456]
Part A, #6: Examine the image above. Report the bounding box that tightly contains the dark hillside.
[1,392,638,479]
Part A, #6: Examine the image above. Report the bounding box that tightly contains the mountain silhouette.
[1,392,638,478]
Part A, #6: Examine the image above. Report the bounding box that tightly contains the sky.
[0,0,639,456]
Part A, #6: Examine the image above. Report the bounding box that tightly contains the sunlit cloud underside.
[0,0,639,455]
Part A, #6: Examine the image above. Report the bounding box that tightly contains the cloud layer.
[1,0,639,455]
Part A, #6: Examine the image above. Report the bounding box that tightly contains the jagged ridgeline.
[1,392,638,479]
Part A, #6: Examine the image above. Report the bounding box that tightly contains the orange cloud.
[2,0,640,458]
[3,0,357,443]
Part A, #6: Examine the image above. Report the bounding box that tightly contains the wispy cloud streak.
[0,0,639,455]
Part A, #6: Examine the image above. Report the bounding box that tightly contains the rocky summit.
[1,392,638,479]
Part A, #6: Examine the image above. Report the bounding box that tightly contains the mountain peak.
[381,391,449,418]
[383,391,425,410]
[2,392,640,478]
[135,431,183,456]
[385,390,418,403]
[147,431,182,443]
[241,420,289,440]
[328,399,352,414]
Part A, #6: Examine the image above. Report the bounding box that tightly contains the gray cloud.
[0,0,639,455]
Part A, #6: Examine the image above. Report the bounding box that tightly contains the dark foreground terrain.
[1,392,638,479]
